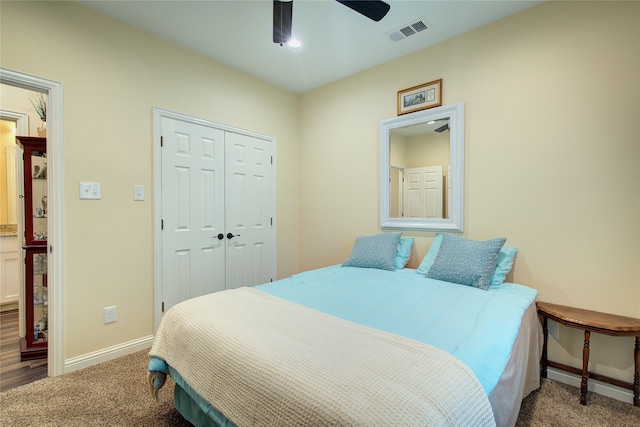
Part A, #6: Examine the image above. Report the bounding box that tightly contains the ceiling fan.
[434,123,449,133]
[431,118,449,133]
[273,0,391,45]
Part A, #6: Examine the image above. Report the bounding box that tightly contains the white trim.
[547,367,634,404]
[64,335,154,374]
[152,107,277,331]
[0,110,29,135]
[1,67,65,377]
[153,109,163,333]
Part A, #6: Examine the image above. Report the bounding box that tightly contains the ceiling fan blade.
[336,0,390,22]
[435,124,450,133]
[273,0,293,45]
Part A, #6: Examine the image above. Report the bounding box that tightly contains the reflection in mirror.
[380,102,464,231]
[389,119,450,219]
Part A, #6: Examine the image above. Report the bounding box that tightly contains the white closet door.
[224,132,274,290]
[161,117,226,311]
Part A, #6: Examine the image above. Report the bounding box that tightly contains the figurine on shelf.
[33,231,47,240]
[33,253,47,275]
[34,285,45,305]
[36,313,48,333]
[36,164,47,179]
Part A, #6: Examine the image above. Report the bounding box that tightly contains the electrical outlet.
[548,320,559,340]
[104,306,117,324]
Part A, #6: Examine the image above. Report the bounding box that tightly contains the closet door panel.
[161,118,226,312]
[224,132,274,289]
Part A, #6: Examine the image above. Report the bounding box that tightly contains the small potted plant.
[30,92,47,137]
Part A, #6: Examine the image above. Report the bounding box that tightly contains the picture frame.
[397,79,442,115]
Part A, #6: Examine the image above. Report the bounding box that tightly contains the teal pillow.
[425,234,506,291]
[342,232,402,271]
[394,237,415,270]
[418,234,517,286]
[416,234,443,274]
[490,247,518,285]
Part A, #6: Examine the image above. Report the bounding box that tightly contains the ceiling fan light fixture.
[273,0,293,46]
[287,38,302,48]
[273,0,390,47]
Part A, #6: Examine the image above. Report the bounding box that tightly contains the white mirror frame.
[380,102,464,232]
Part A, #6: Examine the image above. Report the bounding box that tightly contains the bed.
[149,233,542,427]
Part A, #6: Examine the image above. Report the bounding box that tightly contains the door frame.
[152,107,277,331]
[0,67,65,377]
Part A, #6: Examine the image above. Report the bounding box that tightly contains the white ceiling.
[78,0,542,94]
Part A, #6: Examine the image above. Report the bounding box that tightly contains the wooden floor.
[0,309,47,392]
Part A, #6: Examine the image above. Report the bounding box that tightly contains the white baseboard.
[64,335,154,374]
[547,367,634,404]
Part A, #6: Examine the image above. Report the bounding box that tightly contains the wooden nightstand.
[536,301,640,406]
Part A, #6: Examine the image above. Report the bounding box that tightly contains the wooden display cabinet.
[16,136,48,361]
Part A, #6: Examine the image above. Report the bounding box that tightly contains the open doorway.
[0,104,46,390]
[0,67,64,381]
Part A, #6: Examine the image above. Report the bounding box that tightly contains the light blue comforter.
[256,265,537,395]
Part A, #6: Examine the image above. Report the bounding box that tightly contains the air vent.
[386,18,429,42]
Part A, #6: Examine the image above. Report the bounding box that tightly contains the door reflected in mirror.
[389,119,450,219]
[380,103,464,231]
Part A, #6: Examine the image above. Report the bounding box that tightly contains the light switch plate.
[133,185,145,201]
[80,182,101,200]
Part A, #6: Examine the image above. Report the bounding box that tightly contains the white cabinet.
[0,235,20,307]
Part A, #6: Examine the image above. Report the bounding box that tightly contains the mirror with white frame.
[380,102,464,231]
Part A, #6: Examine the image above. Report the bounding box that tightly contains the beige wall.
[407,133,449,169]
[1,1,299,358]
[1,0,638,387]
[299,0,639,383]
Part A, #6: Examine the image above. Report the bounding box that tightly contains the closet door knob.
[227,233,240,239]
[217,233,224,240]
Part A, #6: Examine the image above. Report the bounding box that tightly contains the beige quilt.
[150,287,496,426]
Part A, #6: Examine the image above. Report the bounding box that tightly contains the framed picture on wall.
[397,79,442,115]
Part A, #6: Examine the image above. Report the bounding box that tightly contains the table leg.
[541,316,548,378]
[634,337,639,407]
[580,330,590,405]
